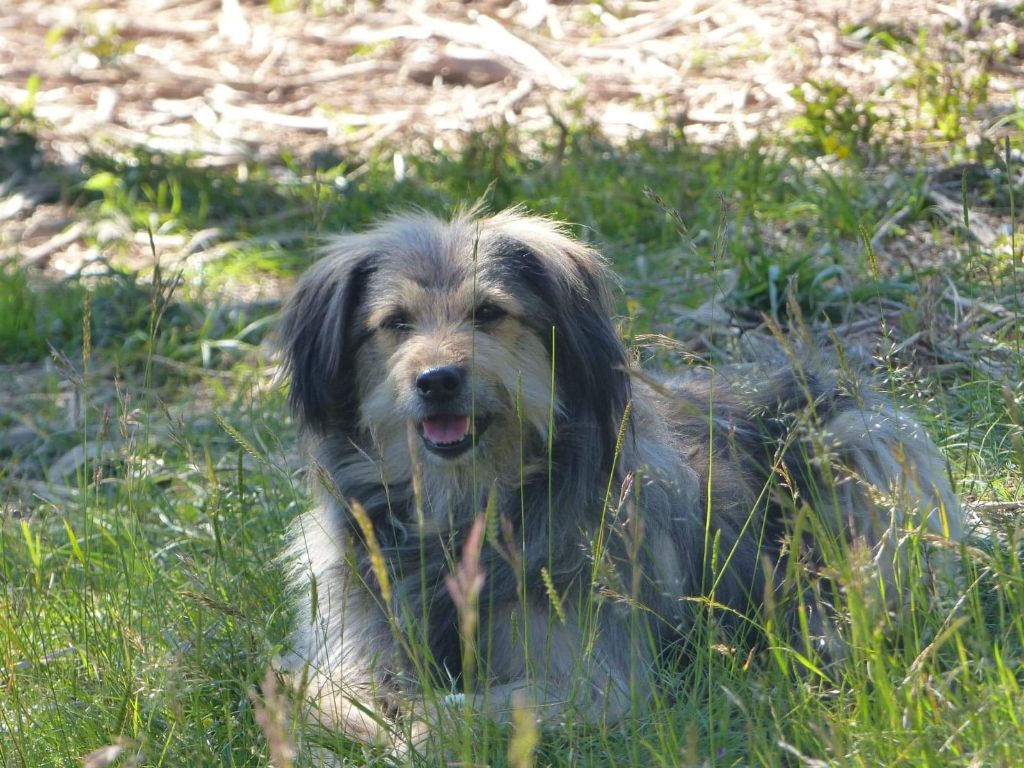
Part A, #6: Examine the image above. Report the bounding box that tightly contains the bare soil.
[2,0,1021,275]
[2,1,1020,164]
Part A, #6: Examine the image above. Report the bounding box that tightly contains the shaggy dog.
[279,207,960,748]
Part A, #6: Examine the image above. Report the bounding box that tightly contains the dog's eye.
[380,311,413,333]
[473,303,505,326]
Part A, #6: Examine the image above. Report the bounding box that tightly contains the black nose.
[415,366,465,400]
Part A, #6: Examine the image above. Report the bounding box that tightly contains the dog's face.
[281,208,630,485]
[354,239,554,466]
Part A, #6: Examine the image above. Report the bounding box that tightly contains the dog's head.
[281,207,629,478]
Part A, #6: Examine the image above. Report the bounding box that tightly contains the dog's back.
[638,353,960,646]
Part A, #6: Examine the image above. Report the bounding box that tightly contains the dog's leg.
[286,507,425,752]
[457,599,653,726]
[300,669,401,745]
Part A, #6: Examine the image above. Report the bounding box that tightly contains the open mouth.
[417,414,489,458]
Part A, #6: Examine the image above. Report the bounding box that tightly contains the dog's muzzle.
[414,366,490,458]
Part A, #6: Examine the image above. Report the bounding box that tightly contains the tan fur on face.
[352,254,556,504]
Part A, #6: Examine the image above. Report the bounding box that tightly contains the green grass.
[2,38,1024,768]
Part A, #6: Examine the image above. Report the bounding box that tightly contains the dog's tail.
[743,359,958,532]
[704,351,961,657]
[728,353,962,606]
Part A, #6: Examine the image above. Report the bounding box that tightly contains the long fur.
[279,206,961,749]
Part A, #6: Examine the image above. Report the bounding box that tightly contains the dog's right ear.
[279,255,375,432]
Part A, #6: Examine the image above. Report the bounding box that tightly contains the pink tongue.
[421,416,471,445]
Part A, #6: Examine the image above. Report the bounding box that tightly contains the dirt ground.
[0,0,1021,270]
[3,1,1021,162]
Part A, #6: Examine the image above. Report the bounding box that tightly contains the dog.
[279,206,961,750]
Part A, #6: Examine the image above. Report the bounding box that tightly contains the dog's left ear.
[280,254,375,432]
[498,233,631,450]
[550,244,630,415]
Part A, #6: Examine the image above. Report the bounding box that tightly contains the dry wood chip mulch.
[2,0,1020,165]
[2,1,1020,278]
